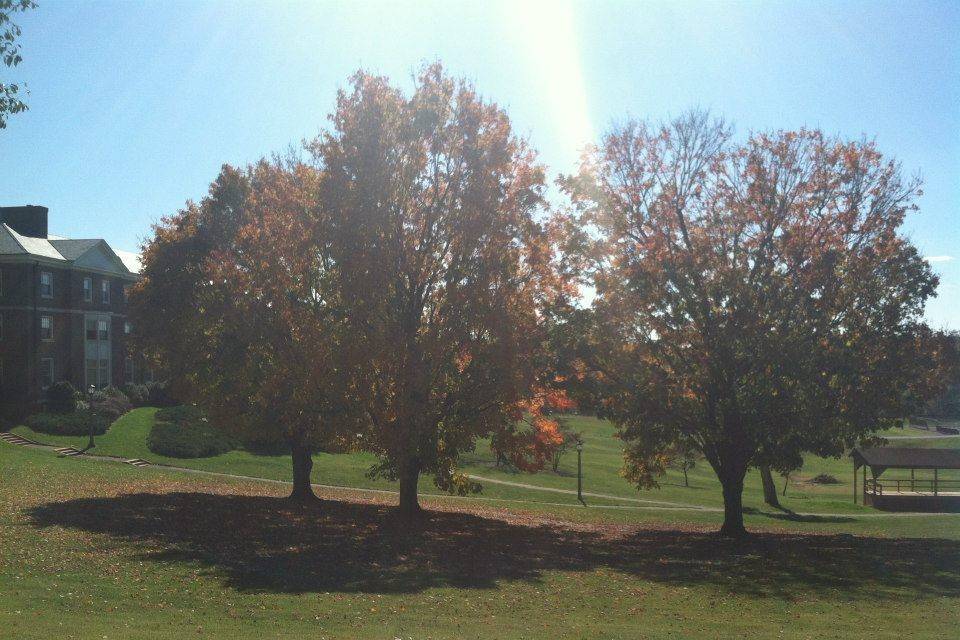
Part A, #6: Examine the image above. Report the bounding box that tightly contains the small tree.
[665,441,698,488]
[551,420,582,473]
[565,111,943,536]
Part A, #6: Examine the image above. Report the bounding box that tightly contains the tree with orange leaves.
[564,111,944,536]
[129,160,372,502]
[309,64,568,515]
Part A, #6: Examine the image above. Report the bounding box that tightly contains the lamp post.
[85,384,97,451]
[576,439,584,505]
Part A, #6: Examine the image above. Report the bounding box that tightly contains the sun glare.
[506,1,595,166]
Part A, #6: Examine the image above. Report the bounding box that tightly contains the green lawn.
[2,443,959,639]
[11,409,960,537]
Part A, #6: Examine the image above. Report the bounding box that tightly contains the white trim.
[39,270,53,298]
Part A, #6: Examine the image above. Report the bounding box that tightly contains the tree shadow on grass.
[28,492,960,600]
[744,506,856,524]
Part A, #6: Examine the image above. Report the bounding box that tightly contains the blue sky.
[1,0,957,328]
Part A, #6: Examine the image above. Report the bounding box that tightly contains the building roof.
[49,238,103,260]
[851,447,960,471]
[0,223,138,276]
[1,223,65,260]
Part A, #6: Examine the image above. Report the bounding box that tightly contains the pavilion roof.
[851,447,960,472]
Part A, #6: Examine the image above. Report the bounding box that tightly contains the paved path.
[465,473,712,509]
[883,432,960,440]
[4,436,960,519]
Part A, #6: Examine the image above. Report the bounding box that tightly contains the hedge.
[147,405,236,458]
[25,411,110,436]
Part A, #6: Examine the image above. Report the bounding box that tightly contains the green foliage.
[46,381,79,414]
[146,381,178,407]
[25,410,109,436]
[88,386,133,421]
[122,384,150,407]
[0,0,37,129]
[147,405,236,458]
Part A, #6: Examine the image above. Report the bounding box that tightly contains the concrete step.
[54,447,83,457]
[124,458,150,468]
[0,432,41,446]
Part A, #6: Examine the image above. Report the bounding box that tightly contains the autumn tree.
[309,64,566,515]
[129,160,370,501]
[564,111,942,536]
[0,0,36,129]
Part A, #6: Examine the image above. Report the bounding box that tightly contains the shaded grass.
[3,445,960,639]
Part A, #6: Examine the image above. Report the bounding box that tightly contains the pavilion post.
[853,461,857,504]
[911,469,915,492]
[863,465,867,502]
[934,468,938,497]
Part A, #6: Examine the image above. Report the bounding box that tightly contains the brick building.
[0,205,149,419]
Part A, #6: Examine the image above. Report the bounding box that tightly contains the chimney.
[0,205,49,238]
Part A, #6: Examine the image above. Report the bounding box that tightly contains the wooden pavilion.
[851,447,960,511]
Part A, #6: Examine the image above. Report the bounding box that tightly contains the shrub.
[155,404,204,424]
[123,384,150,407]
[87,386,133,420]
[146,381,178,407]
[810,473,841,485]
[46,381,79,414]
[26,410,109,436]
[147,405,236,458]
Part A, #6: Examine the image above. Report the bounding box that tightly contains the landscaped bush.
[25,410,110,436]
[810,473,841,485]
[147,405,236,458]
[147,381,178,407]
[122,384,150,407]
[46,381,79,414]
[88,386,133,420]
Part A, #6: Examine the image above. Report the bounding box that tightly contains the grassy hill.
[2,441,959,639]
[10,409,960,537]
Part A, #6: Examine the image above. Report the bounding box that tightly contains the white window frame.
[40,315,53,341]
[83,277,93,302]
[40,271,53,298]
[101,279,111,304]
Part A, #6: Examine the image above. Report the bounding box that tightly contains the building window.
[124,321,132,335]
[83,277,93,302]
[40,316,53,341]
[0,313,3,340]
[98,319,109,341]
[124,358,135,385]
[39,358,54,389]
[101,280,110,304]
[40,271,53,298]
[85,358,98,390]
[123,284,130,301]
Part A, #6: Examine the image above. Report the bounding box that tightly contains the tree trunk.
[781,472,790,497]
[289,442,318,502]
[399,456,421,516]
[683,465,689,487]
[760,465,781,508]
[719,473,747,537]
